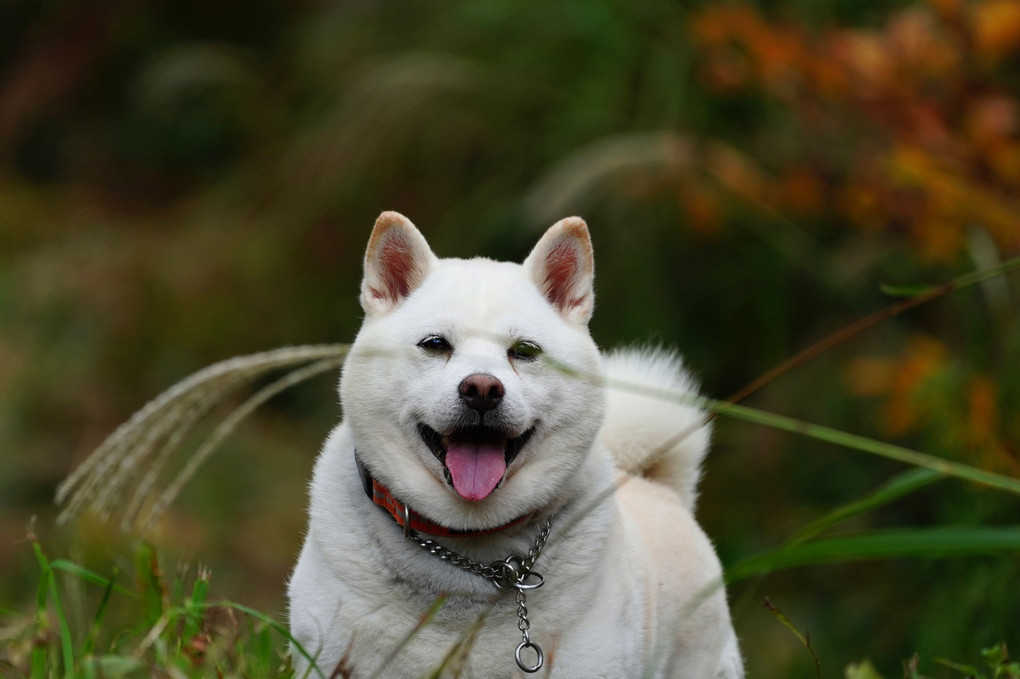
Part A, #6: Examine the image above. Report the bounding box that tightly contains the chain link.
[407,517,551,586]
[407,515,553,673]
[516,588,530,634]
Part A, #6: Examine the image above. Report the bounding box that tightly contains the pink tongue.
[445,442,507,501]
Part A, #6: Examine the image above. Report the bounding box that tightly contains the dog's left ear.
[361,211,438,315]
[524,216,595,325]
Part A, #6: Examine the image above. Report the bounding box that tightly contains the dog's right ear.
[524,216,595,325]
[360,211,437,315]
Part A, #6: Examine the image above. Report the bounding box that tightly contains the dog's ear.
[523,216,595,325]
[361,211,437,315]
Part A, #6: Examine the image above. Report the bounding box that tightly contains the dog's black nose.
[458,374,504,413]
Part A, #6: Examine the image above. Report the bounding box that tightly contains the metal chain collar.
[406,513,553,673]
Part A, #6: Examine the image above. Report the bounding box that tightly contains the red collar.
[355,451,530,538]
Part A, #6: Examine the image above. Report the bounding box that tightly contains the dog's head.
[340,212,604,530]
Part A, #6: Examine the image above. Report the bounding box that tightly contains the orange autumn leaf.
[688,2,1020,259]
[988,141,1020,186]
[964,376,1017,472]
[678,179,723,234]
[882,336,949,436]
[844,357,897,396]
[703,142,769,203]
[927,0,964,19]
[775,167,827,216]
[968,376,999,439]
[909,219,966,262]
[964,95,1019,149]
[886,145,1020,253]
[971,0,1020,60]
[839,179,888,232]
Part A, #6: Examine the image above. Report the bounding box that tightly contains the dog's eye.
[508,340,542,361]
[417,335,452,354]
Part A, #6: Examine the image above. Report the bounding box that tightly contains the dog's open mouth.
[418,424,533,501]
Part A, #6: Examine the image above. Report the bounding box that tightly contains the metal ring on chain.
[514,570,544,590]
[489,558,521,591]
[515,639,544,673]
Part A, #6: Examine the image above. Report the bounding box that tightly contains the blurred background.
[1,0,1018,676]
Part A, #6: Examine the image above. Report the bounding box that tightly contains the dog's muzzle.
[418,423,534,501]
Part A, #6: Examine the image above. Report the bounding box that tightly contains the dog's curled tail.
[598,347,712,512]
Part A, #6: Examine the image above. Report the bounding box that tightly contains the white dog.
[288,212,743,678]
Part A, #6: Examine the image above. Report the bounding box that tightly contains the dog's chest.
[343,599,639,679]
[331,550,646,678]
[346,603,523,678]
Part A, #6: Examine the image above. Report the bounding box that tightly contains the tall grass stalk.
[56,345,348,532]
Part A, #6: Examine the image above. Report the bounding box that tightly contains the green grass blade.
[31,540,50,612]
[787,468,944,545]
[31,539,74,676]
[606,376,1020,497]
[727,526,1020,582]
[209,600,327,679]
[935,657,982,675]
[50,560,135,598]
[879,283,939,297]
[708,400,1020,496]
[881,254,1020,298]
[83,567,119,657]
[30,541,51,679]
[134,544,165,625]
[47,572,75,677]
[182,568,210,640]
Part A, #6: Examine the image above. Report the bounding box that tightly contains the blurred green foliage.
[1,0,1018,676]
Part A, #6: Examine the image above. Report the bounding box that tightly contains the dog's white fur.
[288,212,743,678]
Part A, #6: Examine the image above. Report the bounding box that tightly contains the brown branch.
[725,282,954,405]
